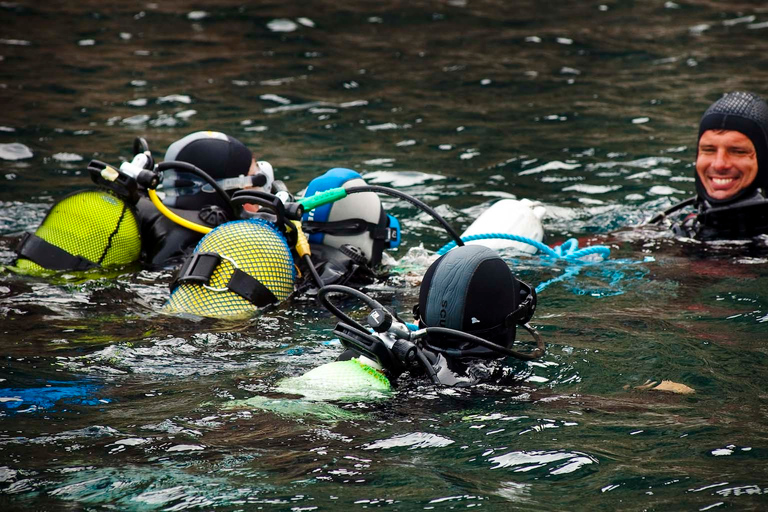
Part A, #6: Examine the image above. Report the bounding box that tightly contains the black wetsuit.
[134,198,210,269]
[672,191,768,241]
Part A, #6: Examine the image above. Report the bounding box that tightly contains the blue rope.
[436,233,611,262]
[436,233,613,295]
[535,265,583,294]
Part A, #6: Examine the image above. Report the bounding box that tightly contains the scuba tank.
[14,189,142,274]
[164,218,296,319]
[298,168,401,290]
[301,168,401,266]
[12,139,154,274]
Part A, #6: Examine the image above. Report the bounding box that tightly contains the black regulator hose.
[416,348,441,384]
[303,254,324,289]
[647,196,697,224]
[155,161,235,217]
[424,325,545,361]
[344,185,465,247]
[317,284,385,333]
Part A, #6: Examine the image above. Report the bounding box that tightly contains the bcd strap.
[227,268,277,307]
[15,232,97,271]
[303,218,399,242]
[171,251,277,307]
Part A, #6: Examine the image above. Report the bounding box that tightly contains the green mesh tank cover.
[15,190,141,273]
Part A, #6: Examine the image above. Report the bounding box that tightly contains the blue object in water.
[0,380,108,413]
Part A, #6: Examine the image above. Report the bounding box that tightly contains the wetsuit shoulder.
[134,197,204,269]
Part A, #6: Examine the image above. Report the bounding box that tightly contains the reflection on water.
[2,0,768,510]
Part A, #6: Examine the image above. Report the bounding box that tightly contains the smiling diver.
[654,91,768,240]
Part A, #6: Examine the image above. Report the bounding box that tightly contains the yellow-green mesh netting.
[16,190,141,273]
[164,219,295,318]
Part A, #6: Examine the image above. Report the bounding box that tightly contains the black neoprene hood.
[417,245,521,352]
[696,91,768,205]
[163,132,253,210]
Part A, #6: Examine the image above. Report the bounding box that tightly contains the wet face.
[696,130,758,201]
[243,158,260,213]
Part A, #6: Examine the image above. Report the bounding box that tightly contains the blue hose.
[436,233,611,262]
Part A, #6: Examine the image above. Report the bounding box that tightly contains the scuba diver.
[306,244,544,390]
[11,131,278,274]
[296,167,400,291]
[136,131,280,268]
[651,91,768,240]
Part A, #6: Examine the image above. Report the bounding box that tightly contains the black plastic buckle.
[171,252,221,290]
[370,226,399,242]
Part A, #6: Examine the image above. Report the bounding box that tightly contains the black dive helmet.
[413,245,536,359]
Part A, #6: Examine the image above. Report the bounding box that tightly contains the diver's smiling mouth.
[711,176,735,186]
[706,173,741,191]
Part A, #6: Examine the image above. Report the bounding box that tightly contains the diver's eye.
[730,148,751,156]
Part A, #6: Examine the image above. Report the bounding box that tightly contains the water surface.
[1,1,768,510]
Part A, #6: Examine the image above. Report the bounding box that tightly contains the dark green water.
[1,1,768,510]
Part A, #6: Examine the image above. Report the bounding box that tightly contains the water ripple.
[363,432,455,450]
[488,449,598,475]
[0,143,33,161]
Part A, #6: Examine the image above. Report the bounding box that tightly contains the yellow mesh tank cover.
[15,190,141,273]
[164,219,295,319]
